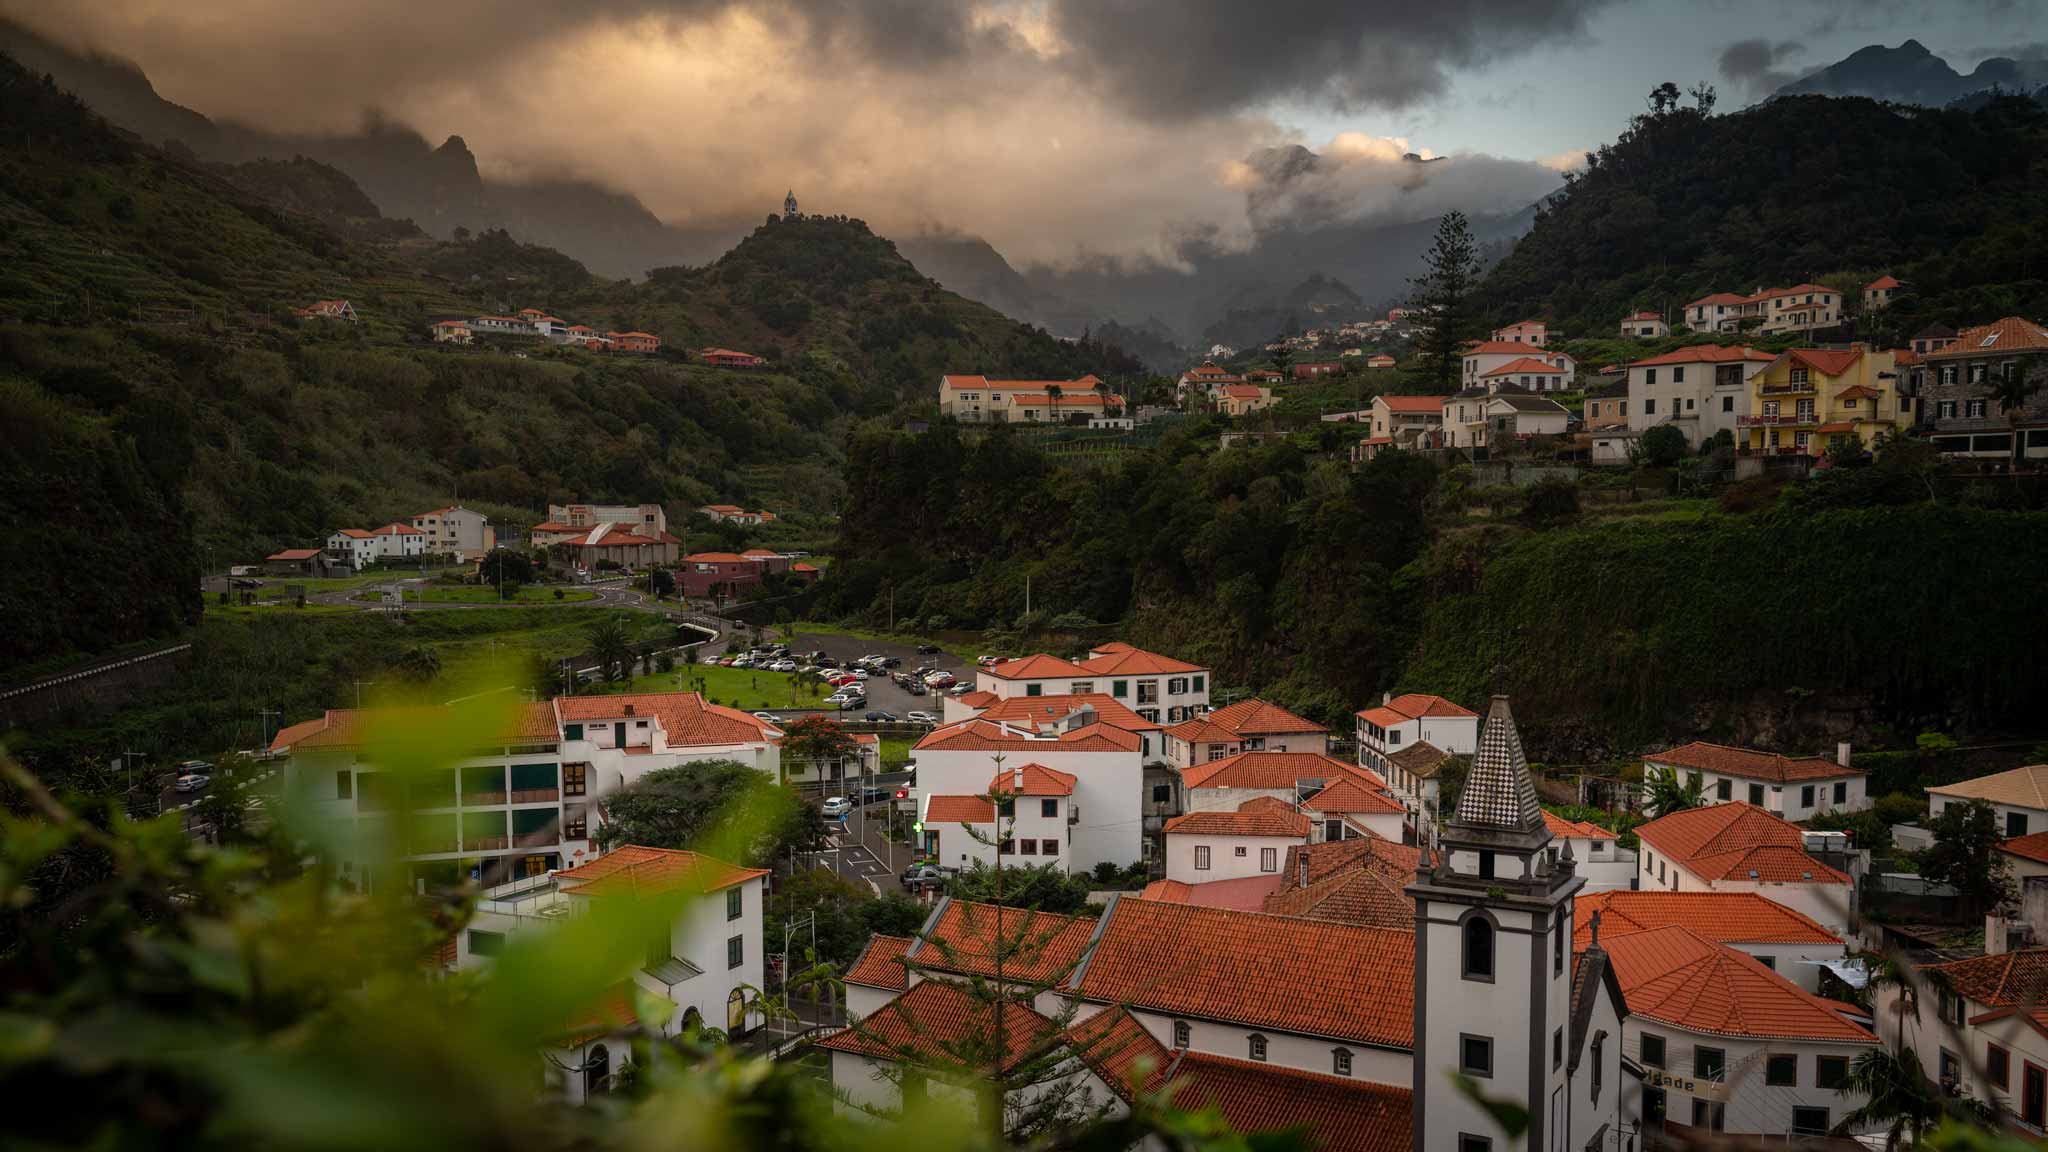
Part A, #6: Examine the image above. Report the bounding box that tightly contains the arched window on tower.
[1463,915,1495,981]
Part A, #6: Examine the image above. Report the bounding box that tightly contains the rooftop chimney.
[1013,767,1024,788]
[1837,741,1852,768]
[1382,691,1392,706]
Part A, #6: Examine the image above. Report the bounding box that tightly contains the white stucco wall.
[912,744,1143,871]
[1163,830,1300,882]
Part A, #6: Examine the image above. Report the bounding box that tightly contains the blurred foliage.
[593,760,822,864]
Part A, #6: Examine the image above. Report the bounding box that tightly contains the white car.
[173,773,211,793]
[859,654,886,666]
[768,660,797,672]
[730,655,754,668]
[752,712,785,724]
[905,711,938,725]
[821,796,852,818]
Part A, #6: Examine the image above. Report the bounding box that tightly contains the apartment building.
[937,373,1123,423]
[410,504,495,559]
[1916,316,2048,460]
[1625,344,1775,448]
[1741,346,1910,459]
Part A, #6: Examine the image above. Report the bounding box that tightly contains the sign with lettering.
[1643,1071,1729,1102]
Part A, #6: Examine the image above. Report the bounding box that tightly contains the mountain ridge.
[1772,39,2048,107]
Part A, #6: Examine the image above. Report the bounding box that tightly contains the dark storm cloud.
[1043,0,1617,119]
[1718,38,1808,96]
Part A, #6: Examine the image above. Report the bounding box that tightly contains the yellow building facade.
[1740,346,1910,458]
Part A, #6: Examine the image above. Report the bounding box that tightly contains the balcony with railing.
[1758,381,1817,396]
[463,810,510,853]
[1737,412,1819,426]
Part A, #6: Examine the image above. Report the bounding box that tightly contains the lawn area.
[878,737,914,767]
[347,585,598,605]
[590,662,822,711]
[783,620,983,664]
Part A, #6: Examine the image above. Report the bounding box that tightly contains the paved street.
[802,773,924,895]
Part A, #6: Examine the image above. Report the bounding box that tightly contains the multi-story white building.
[937,373,1124,424]
[1620,311,1669,338]
[1625,345,1775,449]
[1881,948,2048,1133]
[455,844,769,1102]
[973,643,1210,723]
[1492,319,1549,346]
[324,522,428,570]
[544,503,669,535]
[1643,741,1868,821]
[1632,803,1855,934]
[917,763,1081,872]
[1462,341,1576,389]
[910,715,1145,872]
[410,504,495,559]
[271,692,782,890]
[1161,697,1324,769]
[1354,692,1479,828]
[1177,750,1407,843]
[1928,765,2048,839]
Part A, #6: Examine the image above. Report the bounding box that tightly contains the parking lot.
[708,630,975,722]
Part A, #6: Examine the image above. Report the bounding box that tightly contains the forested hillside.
[1475,92,2048,335]
[815,423,2048,755]
[0,56,1133,670]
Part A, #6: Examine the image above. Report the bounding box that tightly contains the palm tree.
[586,616,632,683]
[1833,1045,1943,1149]
[1044,383,1063,423]
[1988,360,2040,475]
[1643,765,1705,816]
[1093,377,1114,420]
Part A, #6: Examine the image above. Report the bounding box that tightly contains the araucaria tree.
[1408,210,1483,394]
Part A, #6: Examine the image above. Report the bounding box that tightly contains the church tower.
[783,189,799,220]
[1407,696,1580,1152]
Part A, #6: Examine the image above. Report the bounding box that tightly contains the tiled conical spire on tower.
[1452,694,1542,830]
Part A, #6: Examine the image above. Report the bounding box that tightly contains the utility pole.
[257,708,280,749]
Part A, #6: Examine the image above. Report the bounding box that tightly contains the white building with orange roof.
[1619,310,1669,339]
[1161,697,1325,769]
[1863,274,1902,311]
[1603,923,1877,1137]
[919,762,1084,872]
[1480,355,1571,394]
[1625,343,1775,448]
[1176,749,1394,825]
[1214,381,1276,416]
[1573,890,1846,992]
[936,372,1123,424]
[270,692,782,890]
[1352,692,1479,825]
[1882,948,2048,1130]
[1491,319,1548,346]
[1461,340,1578,389]
[410,503,494,558]
[324,522,428,569]
[1754,284,1843,335]
[973,643,1211,723]
[962,693,1164,761]
[910,714,1144,870]
[1928,763,2048,839]
[1644,740,1867,821]
[1632,802,1855,934]
[1542,811,1633,891]
[1162,796,1312,883]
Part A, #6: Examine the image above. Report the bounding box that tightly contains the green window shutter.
[1193,675,1205,692]
[1112,680,1128,697]
[564,724,583,741]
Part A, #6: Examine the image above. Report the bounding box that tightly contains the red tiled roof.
[1634,803,1849,884]
[561,983,645,1045]
[1686,292,1751,308]
[1192,697,1325,737]
[1482,356,1565,378]
[556,845,768,897]
[1835,385,1881,400]
[845,934,913,990]
[983,653,1090,680]
[1574,891,1840,950]
[1301,776,1405,816]
[924,794,996,823]
[914,717,1141,754]
[910,899,1097,984]
[1603,926,1876,1043]
[1645,741,1860,782]
[955,690,999,708]
[1261,850,1414,929]
[266,547,323,560]
[1063,1006,1171,1102]
[987,763,1078,796]
[1220,384,1266,400]
[1164,796,1313,837]
[1999,831,2048,866]
[1924,316,2048,360]
[1377,394,1444,413]
[682,551,751,562]
[1355,693,1477,722]
[1137,874,1286,911]
[1544,811,1618,841]
[1172,1053,1412,1152]
[975,693,1161,732]
[1181,751,1385,792]
[1785,348,1863,377]
[1814,421,1857,434]
[555,692,777,745]
[1627,344,1775,368]
[1625,310,1662,321]
[1926,949,2048,1008]
[1076,646,1205,676]
[816,979,1056,1068]
[1464,340,1550,356]
[1928,765,2048,808]
[1280,836,1422,887]
[1073,898,1414,1049]
[1866,275,1901,290]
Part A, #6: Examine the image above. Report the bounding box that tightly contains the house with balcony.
[410,504,495,559]
[696,347,763,368]
[1469,391,1570,449]
[1916,316,2048,460]
[1740,345,1908,460]
[1754,285,1842,335]
[1214,382,1276,416]
[1643,741,1868,821]
[1876,948,2048,1134]
[455,845,769,1101]
[1625,344,1774,449]
[910,715,1145,871]
[1355,395,1446,457]
[1683,292,1753,333]
[975,644,1210,723]
[1162,697,1325,769]
[1354,693,1478,828]
[937,373,1123,423]
[1620,311,1669,338]
[1175,361,1241,401]
[1461,341,1576,390]
[431,319,473,343]
[270,693,781,891]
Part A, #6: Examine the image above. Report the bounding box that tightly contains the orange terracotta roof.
[1625,310,1663,321]
[555,845,768,897]
[1220,384,1266,400]
[844,934,913,990]
[1076,646,1205,676]
[1925,316,2048,359]
[1063,1006,1171,1102]
[974,693,1161,732]
[266,547,323,560]
[1634,803,1849,885]
[1164,796,1313,837]
[954,690,999,708]
[1356,693,1477,721]
[268,716,329,750]
[1603,926,1876,1043]
[816,979,1056,1069]
[1686,292,1751,308]
[1377,394,1444,412]
[681,551,751,562]
[1464,340,1544,355]
[1280,836,1422,887]
[987,763,1078,796]
[1192,698,1325,737]
[1999,831,2048,866]
[1071,898,1414,1049]
[1182,750,1385,792]
[1926,949,2048,1008]
[1627,344,1775,368]
[1784,347,1863,377]
[1574,891,1840,950]
[1261,852,1413,929]
[555,692,776,746]
[983,653,1090,680]
[1815,421,1857,434]
[561,983,644,1045]
[914,717,1141,754]
[909,899,1097,984]
[1835,385,1881,400]
[1645,741,1860,782]
[1301,776,1405,816]
[1543,811,1618,841]
[1171,1053,1412,1152]
[1928,765,2048,809]
[924,794,995,823]
[1866,275,1901,290]
[1385,741,1454,780]
[1482,356,1566,378]
[1137,874,1286,911]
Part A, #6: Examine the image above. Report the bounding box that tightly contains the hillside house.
[325,523,427,570]
[431,319,473,343]
[1741,345,1909,459]
[1927,764,2048,839]
[546,503,668,535]
[1910,323,1959,356]
[1461,341,1576,389]
[1291,361,1343,380]
[1214,382,1276,416]
[1755,285,1842,336]
[1619,311,1669,338]
[295,298,357,322]
[410,505,495,560]
[695,505,775,525]
[553,524,682,569]
[1366,353,1396,369]
[607,331,660,354]
[937,373,1123,423]
[1472,392,1571,449]
[1683,292,1753,333]
[679,551,767,598]
[1175,361,1240,398]
[696,347,763,368]
[1480,356,1570,393]
[911,716,1146,870]
[1625,344,1775,449]
[1643,741,1868,821]
[1352,394,1445,461]
[1916,317,2048,460]
[1162,698,1326,769]
[1863,275,1901,311]
[471,315,539,337]
[1582,380,1628,430]
[1491,319,1548,345]
[515,309,565,336]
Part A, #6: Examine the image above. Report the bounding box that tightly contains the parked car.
[859,654,886,665]
[902,681,927,697]
[947,683,974,697]
[899,863,959,892]
[848,669,870,680]
[863,710,898,722]
[860,785,892,805]
[752,712,785,725]
[905,711,938,725]
[827,673,858,687]
[916,644,941,654]
[880,656,902,668]
[834,696,865,711]
[768,660,797,672]
[173,772,212,793]
[815,657,839,668]
[821,796,853,818]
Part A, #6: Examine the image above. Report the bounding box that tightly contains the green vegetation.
[348,585,597,604]
[1477,88,2048,335]
[604,663,815,711]
[592,759,821,861]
